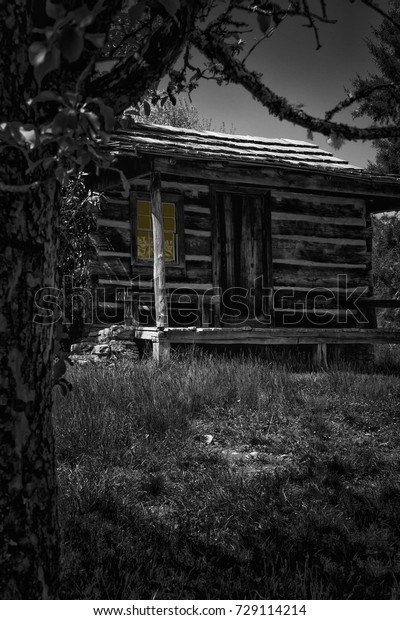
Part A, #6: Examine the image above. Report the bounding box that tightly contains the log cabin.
[88,122,400,363]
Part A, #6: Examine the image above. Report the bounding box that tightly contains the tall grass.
[54,351,400,599]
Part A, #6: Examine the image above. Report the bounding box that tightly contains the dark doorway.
[213,189,273,326]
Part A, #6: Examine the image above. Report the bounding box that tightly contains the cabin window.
[136,200,176,262]
[131,193,184,268]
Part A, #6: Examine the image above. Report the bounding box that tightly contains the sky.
[189,0,391,169]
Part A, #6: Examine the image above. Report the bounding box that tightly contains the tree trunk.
[0,179,60,599]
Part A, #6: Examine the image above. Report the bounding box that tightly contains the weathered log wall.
[89,159,373,329]
[270,191,370,328]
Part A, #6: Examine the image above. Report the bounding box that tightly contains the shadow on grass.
[54,352,400,599]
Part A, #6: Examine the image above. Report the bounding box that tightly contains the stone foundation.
[70,325,140,365]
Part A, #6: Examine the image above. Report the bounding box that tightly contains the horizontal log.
[186,254,212,262]
[273,264,370,289]
[274,285,369,294]
[273,288,370,310]
[102,188,129,201]
[272,238,367,265]
[97,217,130,229]
[99,197,130,221]
[94,224,131,254]
[130,263,185,279]
[273,307,353,317]
[98,278,213,291]
[273,311,365,329]
[184,228,211,238]
[186,260,212,283]
[184,212,212,231]
[271,211,365,227]
[185,233,211,255]
[134,326,400,345]
[124,263,211,284]
[90,256,132,281]
[95,301,124,310]
[153,157,400,199]
[271,217,367,239]
[274,258,367,270]
[184,205,211,215]
[132,177,209,198]
[272,234,366,247]
[98,251,131,258]
[270,192,365,220]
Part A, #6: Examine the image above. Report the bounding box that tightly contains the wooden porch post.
[150,171,170,362]
[312,343,328,369]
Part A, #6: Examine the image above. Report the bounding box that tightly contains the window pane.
[137,200,151,215]
[137,233,152,259]
[149,234,154,259]
[164,232,175,261]
[163,203,175,217]
[163,216,175,232]
[137,214,151,230]
[136,200,178,262]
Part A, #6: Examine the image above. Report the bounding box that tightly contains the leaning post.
[150,171,170,362]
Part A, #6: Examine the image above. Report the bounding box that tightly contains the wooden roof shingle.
[108,122,399,182]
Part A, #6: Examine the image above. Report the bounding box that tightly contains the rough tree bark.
[0,181,60,599]
[0,2,61,599]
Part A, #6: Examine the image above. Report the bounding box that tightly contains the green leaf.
[30,90,65,105]
[55,166,70,186]
[19,127,39,149]
[46,0,66,19]
[84,32,106,48]
[74,0,105,27]
[52,109,78,135]
[94,59,118,74]
[85,111,101,132]
[33,47,60,86]
[128,1,146,22]
[143,100,151,116]
[257,12,272,34]
[87,97,115,131]
[28,41,48,67]
[60,25,84,62]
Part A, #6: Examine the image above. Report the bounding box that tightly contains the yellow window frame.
[131,194,184,268]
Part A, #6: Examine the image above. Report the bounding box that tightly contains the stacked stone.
[70,325,140,365]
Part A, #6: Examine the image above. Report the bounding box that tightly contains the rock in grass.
[70,341,94,354]
[92,344,111,356]
[98,325,137,343]
[109,340,139,358]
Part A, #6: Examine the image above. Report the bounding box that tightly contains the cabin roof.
[109,122,400,183]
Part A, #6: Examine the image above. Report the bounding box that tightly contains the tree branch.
[0,181,39,193]
[86,2,202,115]
[190,27,400,140]
[325,83,399,121]
[358,0,400,32]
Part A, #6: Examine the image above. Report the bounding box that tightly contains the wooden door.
[213,190,273,326]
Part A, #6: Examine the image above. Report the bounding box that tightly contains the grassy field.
[54,347,400,599]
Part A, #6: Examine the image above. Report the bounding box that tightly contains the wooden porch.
[134,326,400,365]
